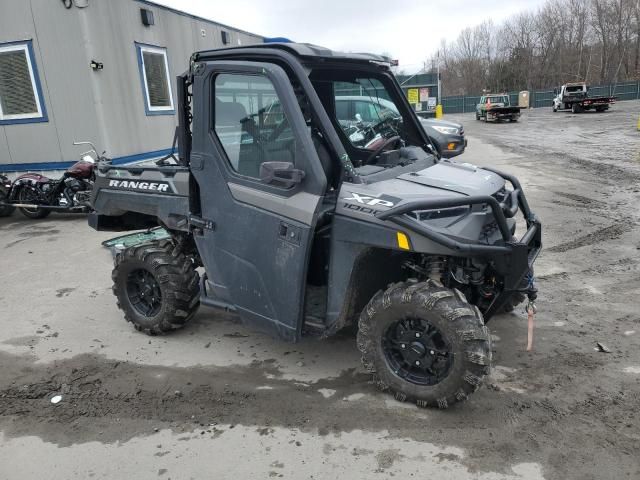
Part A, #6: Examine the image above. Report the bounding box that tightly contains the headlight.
[408,206,470,221]
[431,125,459,135]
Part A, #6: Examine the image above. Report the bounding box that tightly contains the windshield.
[487,95,509,104]
[310,69,428,168]
[332,78,403,148]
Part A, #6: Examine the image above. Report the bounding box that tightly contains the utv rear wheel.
[112,239,200,335]
[357,280,491,408]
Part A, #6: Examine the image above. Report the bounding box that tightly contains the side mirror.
[259,162,305,188]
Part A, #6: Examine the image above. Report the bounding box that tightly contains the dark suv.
[335,96,466,158]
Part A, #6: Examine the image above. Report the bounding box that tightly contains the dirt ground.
[1,101,639,480]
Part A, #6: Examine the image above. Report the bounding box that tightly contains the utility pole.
[436,50,443,118]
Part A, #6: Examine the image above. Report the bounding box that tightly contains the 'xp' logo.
[344,193,397,207]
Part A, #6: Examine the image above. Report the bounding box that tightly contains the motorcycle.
[0,141,108,219]
[0,174,15,217]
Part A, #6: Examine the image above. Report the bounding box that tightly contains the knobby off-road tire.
[112,239,200,335]
[357,280,491,409]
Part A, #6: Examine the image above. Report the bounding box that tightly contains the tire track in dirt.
[1,350,639,479]
[547,224,632,253]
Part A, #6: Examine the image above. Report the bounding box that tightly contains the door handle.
[279,222,301,245]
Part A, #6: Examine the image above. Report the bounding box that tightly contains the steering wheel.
[365,135,401,165]
[372,116,395,132]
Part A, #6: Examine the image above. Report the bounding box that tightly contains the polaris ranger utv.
[89,43,541,408]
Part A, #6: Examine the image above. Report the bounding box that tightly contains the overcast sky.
[153,0,547,72]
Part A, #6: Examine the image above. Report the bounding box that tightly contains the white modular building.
[0,0,263,174]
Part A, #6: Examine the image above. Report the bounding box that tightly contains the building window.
[136,43,174,115]
[0,40,47,125]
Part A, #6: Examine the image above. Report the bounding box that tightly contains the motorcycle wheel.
[0,191,15,217]
[18,188,50,219]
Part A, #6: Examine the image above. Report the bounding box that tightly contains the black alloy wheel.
[382,317,453,386]
[126,268,163,317]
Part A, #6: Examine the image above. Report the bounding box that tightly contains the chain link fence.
[441,81,640,114]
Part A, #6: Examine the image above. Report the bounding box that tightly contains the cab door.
[189,60,327,341]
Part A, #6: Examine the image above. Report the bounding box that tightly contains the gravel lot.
[1,101,639,480]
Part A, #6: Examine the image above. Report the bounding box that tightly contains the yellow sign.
[407,88,419,104]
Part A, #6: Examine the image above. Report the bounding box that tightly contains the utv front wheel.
[357,280,491,408]
[112,240,200,335]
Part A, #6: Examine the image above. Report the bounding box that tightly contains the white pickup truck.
[552,82,616,113]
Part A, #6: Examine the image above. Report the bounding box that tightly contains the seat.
[215,99,265,177]
[215,99,248,127]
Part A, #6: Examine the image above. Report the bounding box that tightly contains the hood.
[397,160,503,196]
[338,160,505,217]
[420,118,462,129]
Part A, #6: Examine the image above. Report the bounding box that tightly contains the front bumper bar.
[376,166,542,320]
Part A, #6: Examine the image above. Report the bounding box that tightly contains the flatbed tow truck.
[553,82,616,113]
[476,94,523,122]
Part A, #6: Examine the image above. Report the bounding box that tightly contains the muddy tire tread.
[357,281,491,409]
[112,239,200,335]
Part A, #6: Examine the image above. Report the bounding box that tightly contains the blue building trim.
[0,39,49,126]
[0,147,175,173]
[135,42,175,116]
